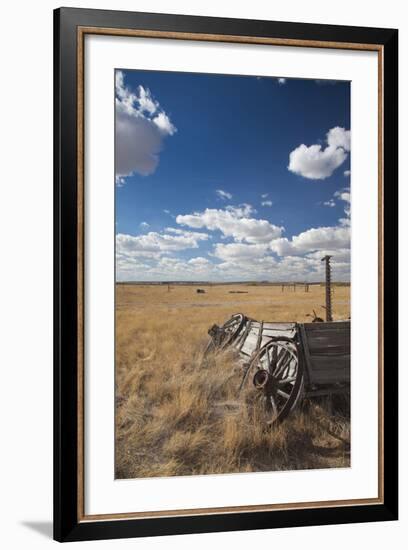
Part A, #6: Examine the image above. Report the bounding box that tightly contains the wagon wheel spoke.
[273,349,293,379]
[277,388,290,400]
[270,345,278,370]
[277,377,297,385]
[269,394,278,419]
[279,361,292,380]
[273,347,288,370]
[264,348,271,370]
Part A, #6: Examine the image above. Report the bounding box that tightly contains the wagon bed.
[206,313,350,424]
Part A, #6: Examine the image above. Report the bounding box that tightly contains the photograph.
[114,68,351,480]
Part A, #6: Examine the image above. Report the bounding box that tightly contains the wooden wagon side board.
[231,320,297,359]
[298,321,351,386]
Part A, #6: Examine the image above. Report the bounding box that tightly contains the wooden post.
[321,255,333,322]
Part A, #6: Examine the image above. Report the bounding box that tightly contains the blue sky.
[115,69,350,282]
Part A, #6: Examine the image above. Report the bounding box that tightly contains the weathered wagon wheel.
[240,336,304,424]
[205,313,246,354]
[219,313,246,349]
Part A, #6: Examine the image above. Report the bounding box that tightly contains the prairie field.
[115,283,350,479]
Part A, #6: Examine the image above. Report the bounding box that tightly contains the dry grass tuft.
[115,283,350,479]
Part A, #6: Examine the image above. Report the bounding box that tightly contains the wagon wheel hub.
[253,369,270,389]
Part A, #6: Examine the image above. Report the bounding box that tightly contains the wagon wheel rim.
[241,337,303,424]
[219,313,246,349]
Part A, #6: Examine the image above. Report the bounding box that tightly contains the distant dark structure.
[196,288,206,294]
[281,283,310,292]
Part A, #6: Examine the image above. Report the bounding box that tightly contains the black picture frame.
[54,7,398,542]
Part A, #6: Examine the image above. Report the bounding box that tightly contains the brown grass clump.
[115,283,350,479]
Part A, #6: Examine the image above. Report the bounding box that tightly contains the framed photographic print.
[54,7,398,542]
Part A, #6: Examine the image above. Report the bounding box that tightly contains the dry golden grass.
[115,283,350,479]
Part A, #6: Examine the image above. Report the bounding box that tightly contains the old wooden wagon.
[206,313,350,424]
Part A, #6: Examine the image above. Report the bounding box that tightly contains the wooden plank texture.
[303,321,350,331]
[307,356,350,384]
[300,321,351,386]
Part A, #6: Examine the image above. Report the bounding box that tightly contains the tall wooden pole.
[321,255,333,322]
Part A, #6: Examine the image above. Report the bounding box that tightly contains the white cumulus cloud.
[115,70,176,180]
[335,188,351,226]
[288,127,350,180]
[293,226,350,251]
[152,112,176,136]
[270,225,350,256]
[335,190,350,204]
[116,187,351,282]
[327,127,351,151]
[176,205,283,244]
[213,242,269,261]
[261,200,273,207]
[116,229,209,260]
